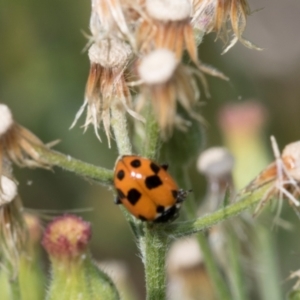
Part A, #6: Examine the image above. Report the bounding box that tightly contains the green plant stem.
[10,277,21,300]
[111,103,132,155]
[166,184,271,238]
[227,231,248,300]
[141,106,160,160]
[34,146,113,185]
[144,225,169,300]
[197,233,231,300]
[255,224,282,300]
[137,104,167,300]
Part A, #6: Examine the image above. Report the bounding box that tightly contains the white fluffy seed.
[0,104,13,136]
[88,39,132,68]
[0,176,17,205]
[146,0,191,21]
[138,49,178,85]
[197,147,234,177]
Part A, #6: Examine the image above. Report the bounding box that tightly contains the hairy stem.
[255,224,282,300]
[144,225,169,300]
[34,146,113,185]
[197,234,231,300]
[141,105,161,160]
[227,231,249,300]
[166,185,271,238]
[111,103,132,155]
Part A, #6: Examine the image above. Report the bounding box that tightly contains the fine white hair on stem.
[138,49,178,85]
[146,0,191,21]
[0,176,18,206]
[0,104,13,136]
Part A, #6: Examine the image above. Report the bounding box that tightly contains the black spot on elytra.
[127,188,142,205]
[150,162,160,174]
[156,205,165,213]
[130,159,141,168]
[116,188,126,199]
[154,205,178,223]
[116,169,125,180]
[145,175,163,189]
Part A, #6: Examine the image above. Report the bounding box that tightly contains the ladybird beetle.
[113,155,187,222]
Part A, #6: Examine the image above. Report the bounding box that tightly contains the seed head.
[90,0,135,46]
[71,38,142,147]
[146,0,191,22]
[138,49,178,85]
[192,0,260,52]
[137,49,203,138]
[0,104,51,185]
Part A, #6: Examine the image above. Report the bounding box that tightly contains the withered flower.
[71,38,143,147]
[0,104,50,182]
[137,0,195,60]
[137,49,204,138]
[136,0,227,79]
[90,0,136,46]
[244,136,300,217]
[0,173,26,276]
[192,0,260,52]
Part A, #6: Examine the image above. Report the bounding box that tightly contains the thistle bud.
[43,215,119,300]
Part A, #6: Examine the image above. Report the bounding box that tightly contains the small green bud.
[42,214,119,300]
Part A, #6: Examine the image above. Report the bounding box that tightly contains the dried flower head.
[137,0,195,59]
[90,0,135,46]
[244,136,300,217]
[71,38,143,147]
[0,177,26,276]
[136,0,228,80]
[192,0,260,53]
[0,104,51,183]
[137,49,204,138]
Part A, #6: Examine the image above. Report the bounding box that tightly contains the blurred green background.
[1,0,300,298]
